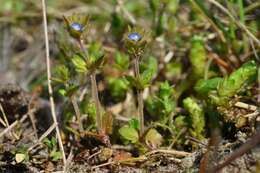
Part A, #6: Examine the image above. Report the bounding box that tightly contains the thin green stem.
[133,57,144,135]
[77,39,103,133]
[70,95,83,131]
[90,73,102,133]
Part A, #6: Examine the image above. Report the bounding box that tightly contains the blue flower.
[71,22,84,32]
[128,32,142,42]
[124,27,149,56]
[63,14,89,39]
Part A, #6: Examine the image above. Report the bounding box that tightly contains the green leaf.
[209,60,257,105]
[66,84,80,97]
[129,118,140,130]
[71,54,87,73]
[108,77,129,101]
[125,75,143,90]
[158,81,173,99]
[139,56,158,88]
[218,60,257,98]
[53,65,70,83]
[195,77,223,95]
[119,125,139,143]
[145,81,175,123]
[114,51,130,71]
[50,150,62,161]
[89,54,106,70]
[183,97,205,139]
[145,128,163,149]
[165,62,182,79]
[88,42,103,59]
[58,88,67,96]
[140,68,154,87]
[189,36,206,78]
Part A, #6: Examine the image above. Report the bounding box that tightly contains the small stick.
[186,136,208,147]
[0,113,28,138]
[0,103,10,128]
[145,149,191,158]
[234,102,257,111]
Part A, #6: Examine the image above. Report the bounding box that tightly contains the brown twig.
[145,149,191,158]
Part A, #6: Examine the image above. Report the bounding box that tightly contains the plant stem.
[133,57,144,135]
[71,95,83,131]
[91,74,102,133]
[77,39,103,133]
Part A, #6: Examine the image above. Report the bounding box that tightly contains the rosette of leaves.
[63,14,89,40]
[146,81,175,124]
[183,97,205,140]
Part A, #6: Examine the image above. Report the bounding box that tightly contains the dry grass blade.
[41,0,66,168]
[0,113,28,138]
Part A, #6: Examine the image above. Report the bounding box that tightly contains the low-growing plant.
[183,97,205,140]
[146,81,175,124]
[53,14,107,135]
[43,137,62,162]
[123,27,151,135]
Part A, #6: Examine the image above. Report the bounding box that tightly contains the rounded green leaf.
[119,125,139,143]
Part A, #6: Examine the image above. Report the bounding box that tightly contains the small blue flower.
[71,22,84,32]
[63,14,89,39]
[128,32,142,42]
